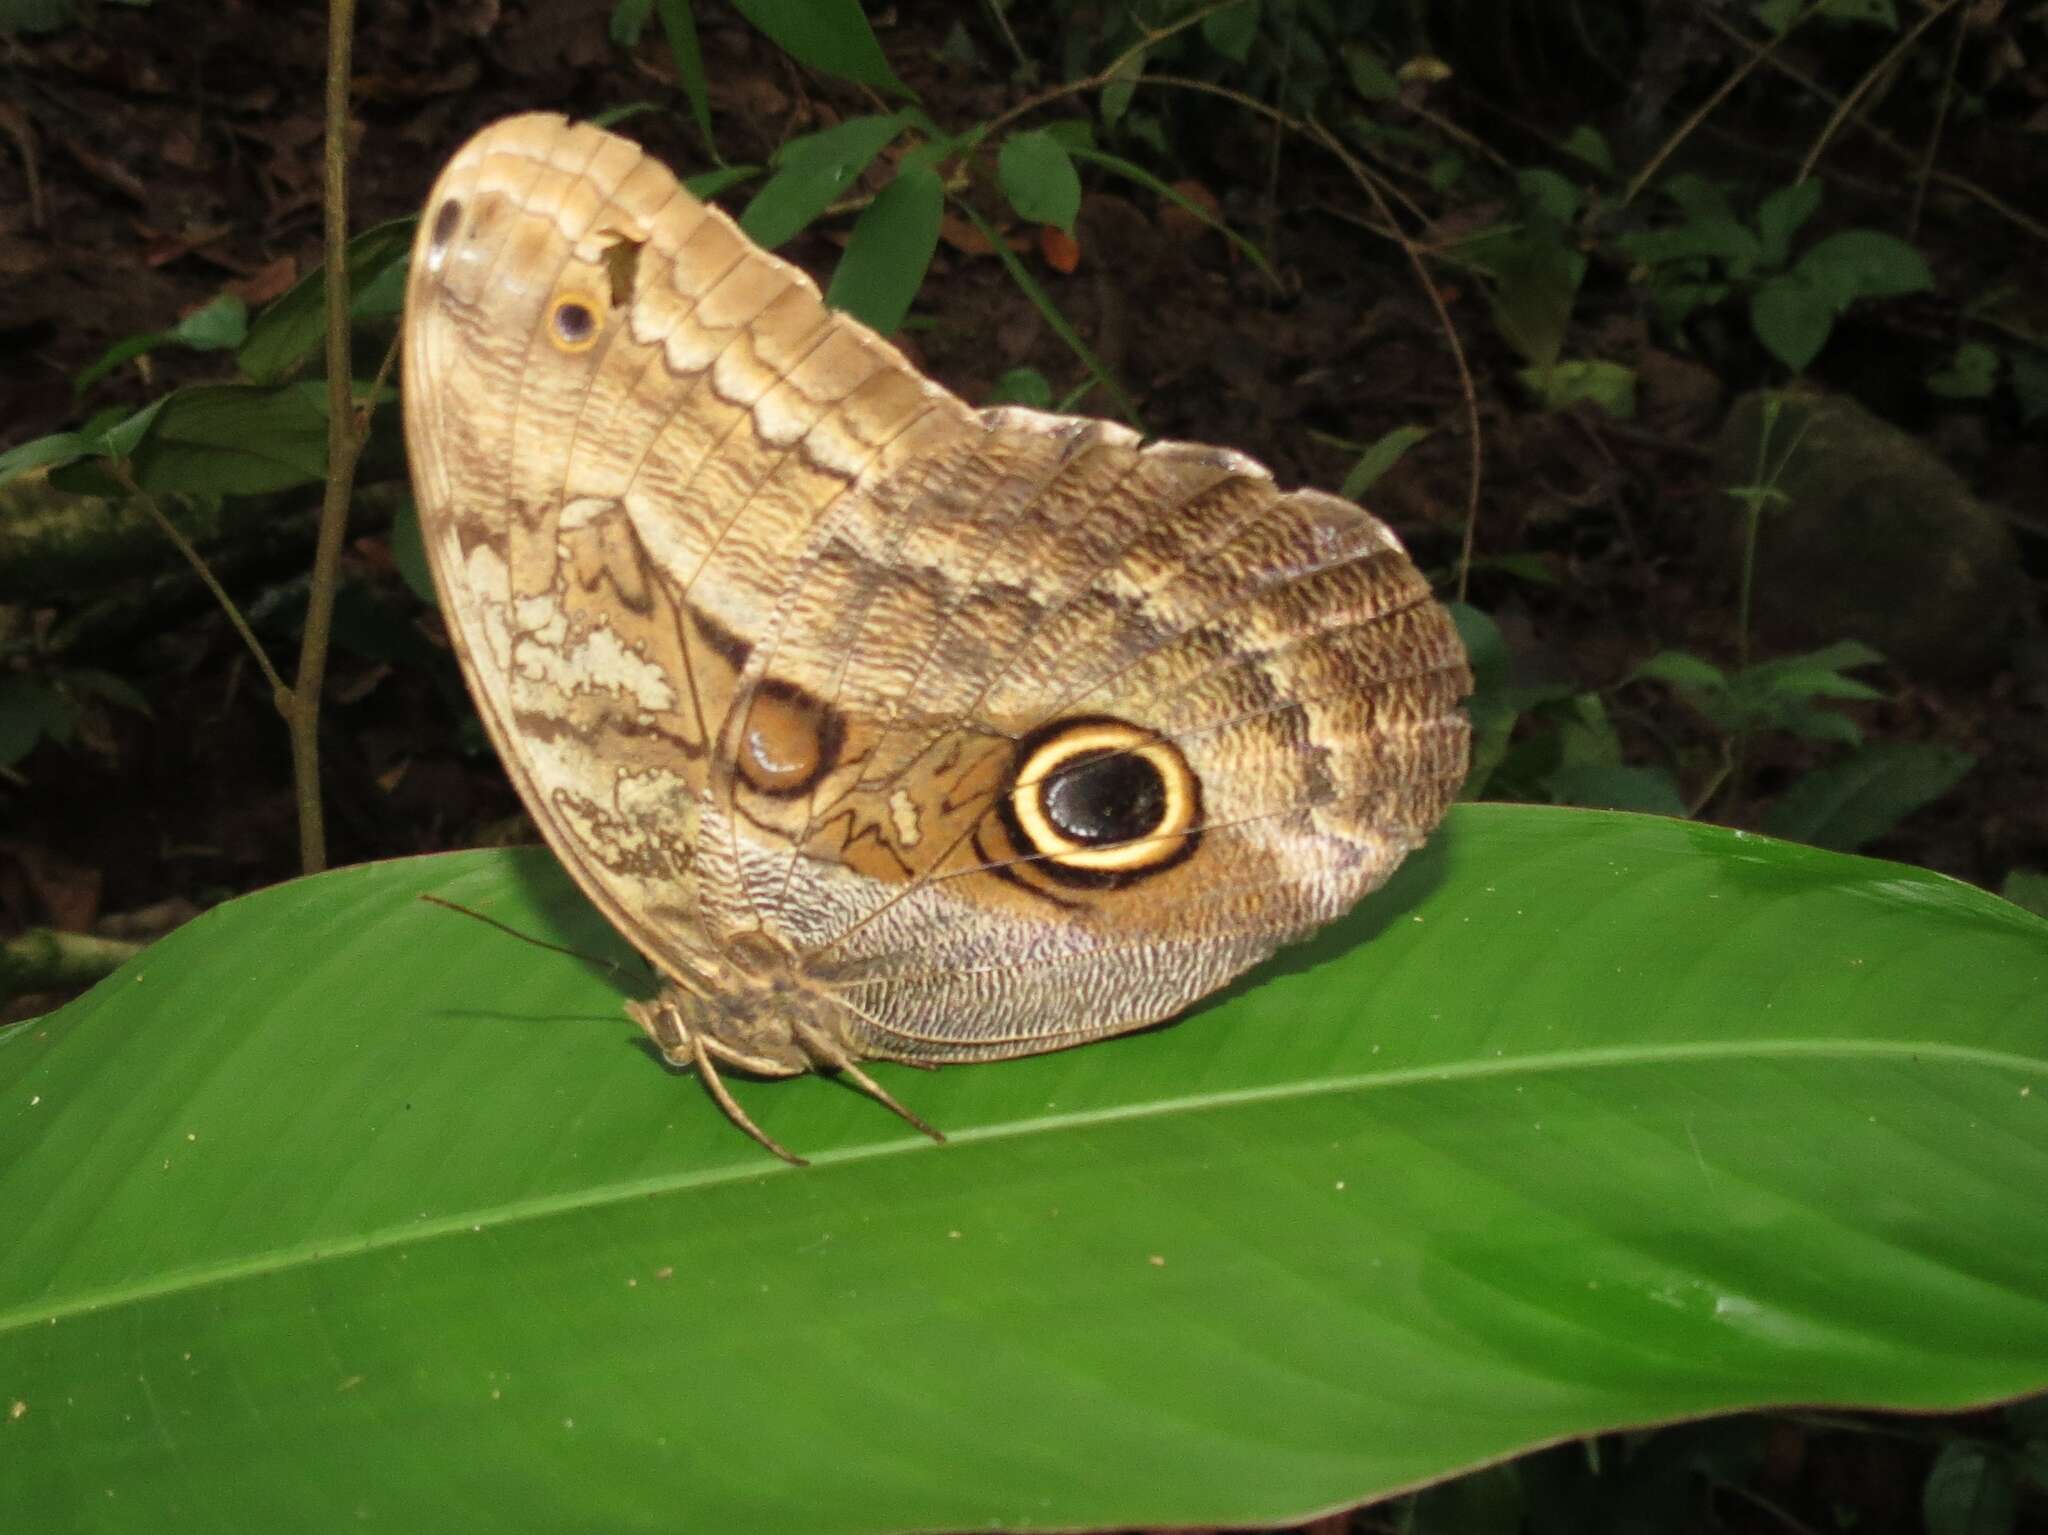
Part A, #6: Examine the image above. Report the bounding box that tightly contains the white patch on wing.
[508,600,678,711]
[889,788,922,848]
[616,764,697,823]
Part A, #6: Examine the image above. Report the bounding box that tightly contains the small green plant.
[0,666,148,781]
[1619,174,1933,373]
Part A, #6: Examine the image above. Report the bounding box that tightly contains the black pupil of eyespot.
[1040,749,1166,846]
[555,302,594,341]
[431,199,461,249]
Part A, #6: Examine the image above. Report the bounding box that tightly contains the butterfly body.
[404,114,1471,1159]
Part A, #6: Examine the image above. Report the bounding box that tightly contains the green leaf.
[608,0,652,44]
[1755,180,1822,269]
[62,666,150,717]
[9,807,2048,1529]
[1750,666,1884,703]
[1466,552,1559,587]
[17,398,172,492]
[238,218,417,385]
[1770,701,1867,749]
[1342,41,1399,101]
[2011,351,2048,425]
[1475,231,1583,370]
[118,383,329,496]
[1620,216,1761,271]
[997,129,1082,235]
[1752,272,1835,373]
[739,114,909,250]
[1762,743,1976,851]
[1560,125,1613,176]
[1201,0,1259,61]
[654,0,718,160]
[1632,650,1729,694]
[986,367,1052,408]
[1794,228,1934,308]
[0,430,93,487]
[1100,47,1146,125]
[1753,0,1799,32]
[1768,639,1886,673]
[729,0,910,97]
[1742,639,1886,698]
[1922,1442,2017,1535]
[173,290,251,351]
[0,677,73,768]
[825,163,942,334]
[1339,424,1430,500]
[1517,168,1581,226]
[1518,359,1635,418]
[682,164,760,200]
[74,293,249,393]
[1929,341,2000,399]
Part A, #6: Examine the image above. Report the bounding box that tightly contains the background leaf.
[237,218,417,385]
[1794,228,1935,306]
[1201,0,1260,61]
[5,806,2046,1531]
[1752,273,1834,372]
[998,128,1082,234]
[739,114,907,249]
[1762,742,1976,851]
[825,163,943,334]
[728,0,909,97]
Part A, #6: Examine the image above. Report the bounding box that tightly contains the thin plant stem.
[1305,116,1482,600]
[1796,0,1964,186]
[1141,73,1486,596]
[109,464,290,707]
[977,0,1238,142]
[290,0,361,874]
[1712,1477,1826,1535]
[1907,0,1969,239]
[1689,0,2047,246]
[1624,0,1827,207]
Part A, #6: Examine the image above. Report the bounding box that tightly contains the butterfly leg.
[691,1033,810,1168]
[792,1019,946,1146]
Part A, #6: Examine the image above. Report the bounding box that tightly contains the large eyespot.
[999,717,1201,886]
[547,290,603,352]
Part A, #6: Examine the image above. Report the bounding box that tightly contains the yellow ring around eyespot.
[546,289,605,353]
[1008,722,1198,872]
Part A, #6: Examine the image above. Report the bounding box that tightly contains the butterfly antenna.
[418,892,625,975]
[793,1020,946,1145]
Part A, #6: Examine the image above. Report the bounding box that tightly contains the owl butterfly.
[403,114,1472,1164]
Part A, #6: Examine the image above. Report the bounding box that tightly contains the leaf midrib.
[3,1035,2036,1337]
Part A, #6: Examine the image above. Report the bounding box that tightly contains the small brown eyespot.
[424,199,463,272]
[430,199,462,251]
[548,291,603,352]
[999,717,1201,886]
[737,681,843,799]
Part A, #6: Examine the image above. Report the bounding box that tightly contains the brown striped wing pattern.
[402,114,1471,1159]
